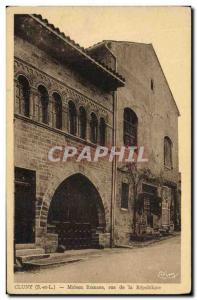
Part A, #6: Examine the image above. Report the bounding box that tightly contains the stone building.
[14,14,180,253]
[87,41,180,244]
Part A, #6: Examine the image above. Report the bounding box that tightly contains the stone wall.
[14,36,114,251]
[109,42,179,180]
[107,41,180,245]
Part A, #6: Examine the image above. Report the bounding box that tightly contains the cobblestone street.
[15,235,181,284]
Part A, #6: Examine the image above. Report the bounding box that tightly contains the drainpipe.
[109,46,118,248]
[110,89,118,248]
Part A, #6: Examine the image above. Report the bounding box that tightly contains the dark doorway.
[14,167,36,244]
[47,173,105,249]
[142,184,160,228]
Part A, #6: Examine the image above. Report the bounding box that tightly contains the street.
[15,235,180,284]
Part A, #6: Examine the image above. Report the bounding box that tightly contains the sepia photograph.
[6,6,191,295]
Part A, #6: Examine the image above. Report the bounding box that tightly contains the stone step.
[16,247,45,257]
[21,248,104,270]
[17,253,50,263]
[23,257,85,270]
[15,243,36,250]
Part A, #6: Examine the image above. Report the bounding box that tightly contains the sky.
[26,6,191,174]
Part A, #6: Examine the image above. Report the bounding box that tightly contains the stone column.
[161,186,171,228]
[87,116,92,143]
[62,103,68,132]
[29,87,38,120]
[98,120,101,145]
[106,124,113,147]
[48,96,53,127]
[75,111,79,137]
[14,79,20,114]
[30,87,41,122]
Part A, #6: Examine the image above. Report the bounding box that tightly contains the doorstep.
[17,248,106,271]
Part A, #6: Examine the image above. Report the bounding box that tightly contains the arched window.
[38,85,49,124]
[79,106,87,139]
[99,117,106,146]
[164,136,173,168]
[123,108,138,146]
[52,92,62,130]
[90,113,98,144]
[17,75,30,117]
[68,101,77,135]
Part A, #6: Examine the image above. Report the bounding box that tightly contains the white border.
[1,1,195,299]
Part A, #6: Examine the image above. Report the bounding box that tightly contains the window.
[121,182,129,209]
[79,106,87,139]
[99,117,106,146]
[123,108,138,146]
[151,79,154,91]
[164,136,173,168]
[52,92,62,130]
[38,85,49,124]
[90,113,98,144]
[68,101,77,135]
[17,75,30,117]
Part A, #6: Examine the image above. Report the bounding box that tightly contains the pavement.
[15,235,181,284]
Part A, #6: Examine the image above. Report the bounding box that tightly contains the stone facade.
[88,41,180,244]
[14,15,180,252]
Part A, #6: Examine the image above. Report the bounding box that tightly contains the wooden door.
[14,168,36,244]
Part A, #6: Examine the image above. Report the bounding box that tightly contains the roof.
[86,40,150,51]
[33,15,125,82]
[14,14,125,90]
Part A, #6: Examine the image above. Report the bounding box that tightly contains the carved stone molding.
[14,57,111,125]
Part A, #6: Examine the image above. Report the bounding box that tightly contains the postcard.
[6,6,191,295]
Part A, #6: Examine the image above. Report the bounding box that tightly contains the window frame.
[164,136,173,169]
[90,112,98,144]
[121,182,129,210]
[123,108,138,147]
[17,75,30,117]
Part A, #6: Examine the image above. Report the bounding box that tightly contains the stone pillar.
[75,111,79,137]
[14,79,20,114]
[29,87,38,120]
[47,96,53,127]
[62,104,68,132]
[106,124,113,147]
[98,233,110,248]
[31,87,41,123]
[87,116,92,143]
[97,119,101,144]
[162,186,171,228]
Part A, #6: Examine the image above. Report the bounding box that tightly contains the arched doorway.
[47,173,106,250]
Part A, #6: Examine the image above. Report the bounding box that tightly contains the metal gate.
[48,222,99,250]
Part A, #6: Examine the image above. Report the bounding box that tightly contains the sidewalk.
[117,231,181,249]
[15,235,181,283]
[16,233,181,271]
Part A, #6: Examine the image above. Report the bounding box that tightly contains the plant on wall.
[118,162,164,235]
